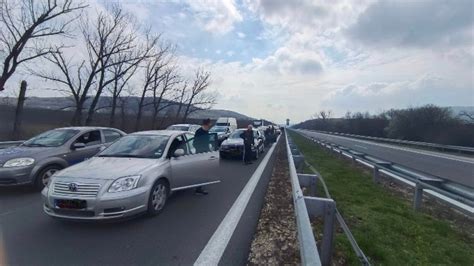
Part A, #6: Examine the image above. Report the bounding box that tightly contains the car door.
[63,130,104,165]
[169,133,220,190]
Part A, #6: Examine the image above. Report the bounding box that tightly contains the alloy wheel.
[152,184,167,211]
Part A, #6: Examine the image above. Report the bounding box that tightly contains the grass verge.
[289,131,474,265]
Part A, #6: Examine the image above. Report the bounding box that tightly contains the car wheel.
[35,165,61,190]
[147,179,169,216]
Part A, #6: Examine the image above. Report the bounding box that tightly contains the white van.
[216,117,237,131]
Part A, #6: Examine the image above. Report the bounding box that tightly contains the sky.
[4,0,474,124]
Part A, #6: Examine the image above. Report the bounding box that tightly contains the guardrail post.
[293,155,305,172]
[373,165,379,183]
[298,174,318,196]
[305,197,336,266]
[414,182,423,211]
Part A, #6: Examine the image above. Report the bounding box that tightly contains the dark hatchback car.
[219,128,265,160]
[0,127,125,189]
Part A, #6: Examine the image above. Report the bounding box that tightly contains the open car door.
[184,132,220,185]
[169,133,220,191]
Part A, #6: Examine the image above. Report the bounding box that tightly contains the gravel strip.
[247,136,300,265]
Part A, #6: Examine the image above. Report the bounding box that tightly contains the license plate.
[55,199,87,209]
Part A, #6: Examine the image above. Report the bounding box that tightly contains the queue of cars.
[1,117,277,221]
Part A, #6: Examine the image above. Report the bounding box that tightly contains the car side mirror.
[72,142,86,150]
[173,149,185,157]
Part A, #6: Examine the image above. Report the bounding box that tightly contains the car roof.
[131,130,190,137]
[55,126,121,131]
[168,124,199,127]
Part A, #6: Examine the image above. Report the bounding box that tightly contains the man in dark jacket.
[240,125,254,165]
[194,118,212,153]
[193,118,212,195]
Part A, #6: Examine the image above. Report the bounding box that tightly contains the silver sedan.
[42,130,220,220]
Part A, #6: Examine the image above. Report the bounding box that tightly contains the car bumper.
[42,187,149,220]
[220,145,257,156]
[0,166,34,186]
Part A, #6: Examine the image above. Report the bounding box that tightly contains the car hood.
[54,157,165,180]
[222,138,243,146]
[0,146,53,164]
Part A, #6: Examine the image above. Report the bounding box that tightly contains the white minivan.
[215,117,237,132]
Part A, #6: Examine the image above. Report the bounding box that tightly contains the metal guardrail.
[0,140,24,149]
[308,130,474,154]
[294,130,474,216]
[287,131,371,266]
[286,132,342,266]
[285,132,322,265]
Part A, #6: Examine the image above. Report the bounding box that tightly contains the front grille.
[53,181,101,197]
[222,145,243,151]
[53,209,95,217]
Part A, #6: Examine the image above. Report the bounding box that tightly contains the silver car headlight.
[108,175,141,193]
[3,158,35,168]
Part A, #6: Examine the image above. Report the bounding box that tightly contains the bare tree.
[150,67,179,129]
[174,81,188,120]
[106,53,140,127]
[134,46,172,130]
[318,110,332,121]
[459,111,474,123]
[180,69,216,122]
[83,7,158,125]
[12,80,27,139]
[34,5,158,125]
[0,0,86,91]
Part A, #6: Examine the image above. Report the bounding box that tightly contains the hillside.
[1,96,254,120]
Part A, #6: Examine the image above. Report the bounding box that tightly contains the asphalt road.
[0,141,279,266]
[295,130,474,188]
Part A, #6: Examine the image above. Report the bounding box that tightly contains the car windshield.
[229,130,245,139]
[99,135,170,159]
[167,125,189,131]
[22,129,79,147]
[210,127,227,133]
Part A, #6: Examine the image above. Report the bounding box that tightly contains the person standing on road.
[193,118,212,195]
[240,125,254,165]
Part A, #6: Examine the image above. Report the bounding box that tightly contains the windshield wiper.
[23,143,48,147]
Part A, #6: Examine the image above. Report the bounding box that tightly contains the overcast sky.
[5,0,474,123]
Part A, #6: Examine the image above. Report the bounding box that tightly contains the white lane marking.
[305,130,474,164]
[194,138,279,266]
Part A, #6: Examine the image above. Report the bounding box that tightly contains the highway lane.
[296,130,474,188]
[0,141,278,266]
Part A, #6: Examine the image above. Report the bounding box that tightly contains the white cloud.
[346,0,474,48]
[322,75,474,113]
[237,32,246,38]
[184,0,243,34]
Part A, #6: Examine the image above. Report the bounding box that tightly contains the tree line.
[294,105,474,147]
[0,0,216,137]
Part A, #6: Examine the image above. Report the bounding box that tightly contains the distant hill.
[0,96,254,120]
